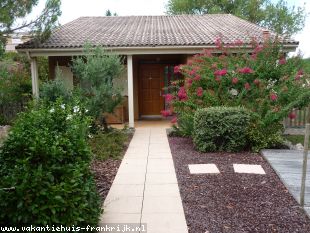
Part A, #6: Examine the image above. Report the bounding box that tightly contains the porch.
[30,54,191,128]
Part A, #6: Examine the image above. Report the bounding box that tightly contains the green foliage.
[193,107,251,152]
[89,129,131,160]
[72,45,124,129]
[165,40,310,151]
[302,58,310,74]
[0,0,61,55]
[246,114,284,152]
[171,113,194,137]
[0,99,102,227]
[284,134,310,146]
[166,0,306,35]
[0,57,32,124]
[40,68,72,103]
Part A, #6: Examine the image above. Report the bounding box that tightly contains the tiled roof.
[17,14,298,49]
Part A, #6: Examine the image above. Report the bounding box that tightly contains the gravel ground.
[168,136,310,233]
[91,131,133,201]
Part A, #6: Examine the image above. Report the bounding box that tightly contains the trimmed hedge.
[193,107,251,152]
[0,100,102,227]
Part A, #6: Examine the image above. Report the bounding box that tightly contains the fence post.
[300,106,310,207]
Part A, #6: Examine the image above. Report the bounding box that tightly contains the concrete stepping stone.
[233,164,266,174]
[188,164,220,174]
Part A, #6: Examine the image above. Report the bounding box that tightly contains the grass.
[284,134,310,147]
[88,128,133,160]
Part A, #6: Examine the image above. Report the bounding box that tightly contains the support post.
[127,55,134,128]
[300,106,310,207]
[30,57,39,98]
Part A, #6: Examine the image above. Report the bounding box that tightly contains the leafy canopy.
[0,0,61,56]
[72,45,124,129]
[166,0,306,35]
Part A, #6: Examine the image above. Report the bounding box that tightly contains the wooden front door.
[139,64,164,116]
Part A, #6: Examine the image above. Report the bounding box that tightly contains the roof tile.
[17,14,297,49]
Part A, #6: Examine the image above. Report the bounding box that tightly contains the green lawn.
[284,134,310,147]
[88,128,133,160]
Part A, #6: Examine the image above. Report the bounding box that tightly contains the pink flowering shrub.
[164,40,310,151]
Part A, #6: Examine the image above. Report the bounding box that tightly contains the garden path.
[99,122,188,233]
[262,149,310,216]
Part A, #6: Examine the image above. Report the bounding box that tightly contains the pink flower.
[239,67,254,74]
[194,75,201,81]
[295,69,304,80]
[270,93,278,101]
[203,49,212,57]
[187,61,193,66]
[214,69,227,76]
[178,87,188,101]
[297,69,304,76]
[189,69,196,76]
[215,77,221,82]
[211,63,217,70]
[234,39,243,46]
[215,38,222,48]
[244,82,251,90]
[250,53,257,60]
[187,78,193,85]
[288,112,296,119]
[253,79,260,86]
[196,87,203,97]
[279,58,286,65]
[164,94,174,103]
[174,66,180,74]
[253,45,263,54]
[161,110,171,117]
[232,77,239,84]
[171,117,178,124]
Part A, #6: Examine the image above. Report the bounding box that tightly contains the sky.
[26,0,310,58]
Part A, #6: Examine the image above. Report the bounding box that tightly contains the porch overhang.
[16,44,299,57]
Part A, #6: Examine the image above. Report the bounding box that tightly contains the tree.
[72,45,124,130]
[166,0,306,35]
[0,0,61,57]
[105,9,117,16]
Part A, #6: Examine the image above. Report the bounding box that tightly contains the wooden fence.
[284,108,308,129]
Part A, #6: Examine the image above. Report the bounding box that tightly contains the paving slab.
[262,149,310,216]
[100,126,188,233]
[188,163,220,174]
[233,164,266,174]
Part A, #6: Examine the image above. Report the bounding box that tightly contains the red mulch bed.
[91,132,133,201]
[168,136,310,233]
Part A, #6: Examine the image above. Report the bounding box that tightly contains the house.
[5,33,32,52]
[16,14,298,128]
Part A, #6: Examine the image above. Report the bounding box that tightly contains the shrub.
[72,45,124,130]
[0,100,101,227]
[89,129,130,160]
[164,39,310,151]
[40,78,72,104]
[0,58,32,124]
[193,107,251,152]
[171,112,194,137]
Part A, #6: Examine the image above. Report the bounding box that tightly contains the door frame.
[138,63,165,118]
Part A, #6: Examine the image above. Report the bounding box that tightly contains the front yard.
[89,129,134,200]
[169,136,310,233]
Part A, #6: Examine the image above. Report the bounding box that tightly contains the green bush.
[89,129,130,160]
[171,112,194,137]
[40,79,72,103]
[0,100,101,227]
[193,107,251,152]
[246,115,284,152]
